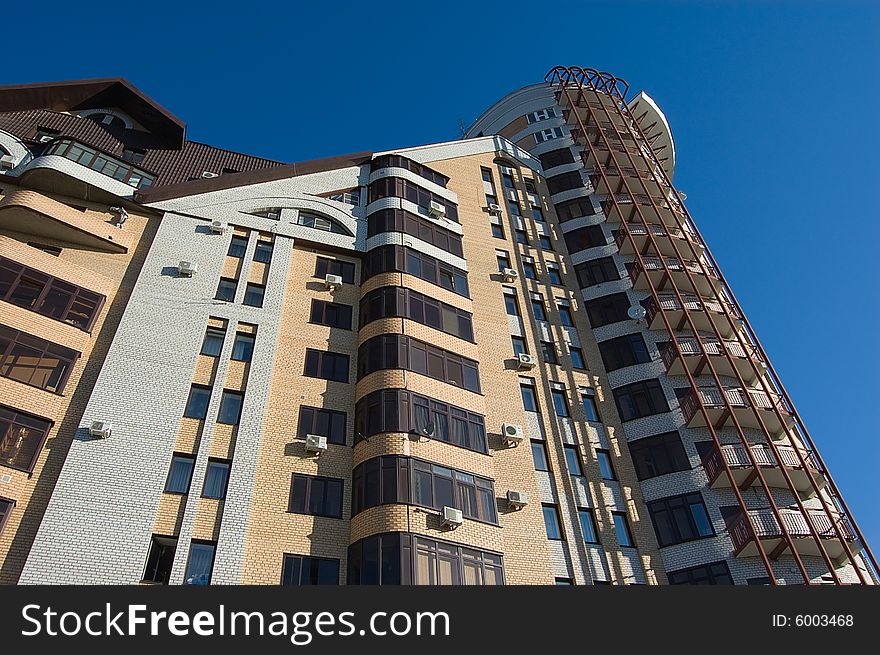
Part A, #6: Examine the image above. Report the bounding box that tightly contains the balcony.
[659,336,765,384]
[641,293,741,339]
[728,507,857,564]
[587,166,658,197]
[676,385,794,437]
[613,222,702,258]
[625,256,721,296]
[595,189,684,227]
[700,441,825,494]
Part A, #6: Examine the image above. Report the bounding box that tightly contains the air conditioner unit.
[429,200,446,218]
[487,203,502,215]
[89,421,112,439]
[440,506,463,529]
[0,154,15,169]
[506,490,529,509]
[502,267,518,282]
[502,423,525,447]
[178,260,198,277]
[325,273,343,290]
[305,434,328,454]
[517,353,537,370]
[201,171,219,179]
[209,220,226,234]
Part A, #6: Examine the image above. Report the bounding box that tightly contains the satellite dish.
[628,306,647,321]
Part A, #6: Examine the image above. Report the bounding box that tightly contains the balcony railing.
[43,139,155,190]
[701,441,820,484]
[626,255,720,286]
[658,337,761,371]
[729,508,855,554]
[641,293,730,326]
[677,385,790,424]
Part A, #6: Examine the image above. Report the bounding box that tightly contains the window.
[202,460,231,499]
[142,535,177,584]
[481,168,493,183]
[281,554,340,586]
[575,257,620,288]
[504,291,520,317]
[357,335,480,393]
[227,236,248,258]
[557,302,574,326]
[370,155,449,188]
[363,246,469,297]
[577,509,599,544]
[551,389,570,417]
[502,171,516,189]
[747,577,773,586]
[521,383,539,412]
[217,390,243,425]
[121,147,146,165]
[523,260,537,279]
[42,139,154,189]
[532,205,545,223]
[668,561,733,585]
[243,283,264,307]
[535,127,565,143]
[298,406,347,446]
[527,108,557,124]
[541,341,558,365]
[353,456,497,524]
[183,541,215,585]
[496,251,511,272]
[231,332,255,362]
[28,242,62,256]
[514,229,528,245]
[0,257,105,331]
[0,406,52,474]
[599,334,651,371]
[555,197,595,222]
[215,278,237,302]
[491,223,504,239]
[531,441,549,471]
[613,380,669,421]
[596,449,616,480]
[250,207,281,220]
[201,326,225,356]
[648,492,714,547]
[628,431,690,480]
[310,299,353,330]
[254,241,273,264]
[304,348,349,383]
[288,474,344,518]
[511,336,527,356]
[359,286,474,342]
[581,391,600,422]
[612,512,634,547]
[367,209,463,257]
[564,446,583,476]
[542,504,564,540]
[184,385,211,420]
[326,189,361,206]
[164,454,195,494]
[547,264,562,285]
[354,389,487,454]
[546,171,583,195]
[368,177,458,222]
[585,293,631,328]
[539,148,575,170]
[296,212,351,235]
[563,225,606,252]
[570,347,586,370]
[539,235,553,251]
[555,577,573,585]
[531,297,547,321]
[0,325,78,393]
[315,257,356,284]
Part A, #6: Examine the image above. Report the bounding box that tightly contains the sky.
[3,1,879,552]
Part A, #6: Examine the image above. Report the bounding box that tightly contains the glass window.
[254,241,273,264]
[521,383,538,412]
[243,283,265,308]
[570,347,586,370]
[201,327,225,356]
[184,385,211,420]
[578,509,599,544]
[668,561,733,586]
[555,577,573,585]
[496,252,511,272]
[614,380,669,422]
[542,505,564,540]
[515,229,528,245]
[541,341,558,365]
[531,441,549,471]
[231,332,255,362]
[142,535,176,584]
[628,431,690,480]
[557,303,574,327]
[612,512,635,547]
[523,261,537,280]
[551,389,570,417]
[203,460,231,499]
[315,257,356,284]
[564,446,583,476]
[164,455,195,494]
[281,554,340,586]
[596,449,616,480]
[504,292,520,317]
[539,235,553,251]
[228,236,248,258]
[581,392,600,422]
[531,298,547,321]
[491,223,504,239]
[215,278,237,302]
[183,542,215,585]
[288,474,344,518]
[298,406,347,445]
[511,337,527,356]
[217,390,243,425]
[547,265,562,285]
[648,493,715,547]
[0,406,52,473]
[574,257,620,288]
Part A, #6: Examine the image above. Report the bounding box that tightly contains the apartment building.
[0,70,875,586]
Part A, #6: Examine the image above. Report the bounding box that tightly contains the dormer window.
[84,112,127,132]
[34,127,60,144]
[249,208,282,220]
[326,189,361,206]
[122,147,146,165]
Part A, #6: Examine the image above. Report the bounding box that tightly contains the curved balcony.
[676,385,794,437]
[641,293,741,339]
[659,336,765,384]
[613,222,703,258]
[700,441,825,495]
[728,507,858,565]
[596,190,684,227]
[588,165,657,197]
[625,256,721,297]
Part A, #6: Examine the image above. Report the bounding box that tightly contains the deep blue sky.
[4,1,878,550]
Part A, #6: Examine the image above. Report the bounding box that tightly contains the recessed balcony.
[676,385,795,437]
[728,507,858,564]
[587,166,658,197]
[641,293,741,339]
[613,222,703,258]
[596,189,685,227]
[625,256,721,296]
[699,441,825,495]
[659,336,765,384]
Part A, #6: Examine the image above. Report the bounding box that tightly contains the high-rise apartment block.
[0,69,874,586]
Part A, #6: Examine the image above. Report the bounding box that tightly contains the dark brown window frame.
[370,154,449,188]
[281,553,340,586]
[668,561,733,585]
[628,431,691,480]
[585,292,631,328]
[304,348,350,383]
[288,473,344,518]
[0,404,52,474]
[0,323,79,394]
[367,208,463,257]
[309,299,353,330]
[613,379,670,422]
[361,245,469,298]
[648,491,715,547]
[0,496,15,534]
[314,257,356,284]
[367,177,459,222]
[563,225,606,253]
[575,257,620,288]
[555,197,596,222]
[359,286,474,342]
[598,333,652,372]
[297,405,347,445]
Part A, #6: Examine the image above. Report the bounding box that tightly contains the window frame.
[297,405,347,446]
[288,473,344,518]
